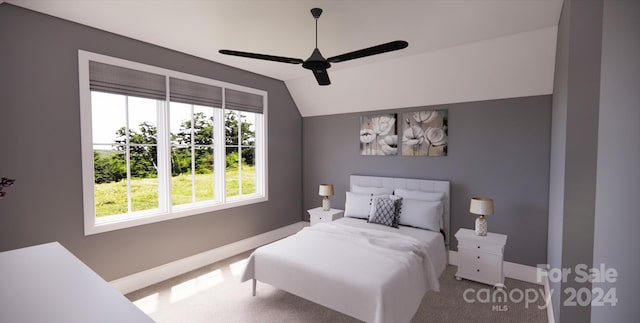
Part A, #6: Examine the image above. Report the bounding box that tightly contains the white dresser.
[0,242,152,322]
[307,207,344,226]
[455,228,508,287]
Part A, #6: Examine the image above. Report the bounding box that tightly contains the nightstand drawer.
[308,208,344,226]
[458,248,502,284]
[311,214,336,225]
[457,240,504,255]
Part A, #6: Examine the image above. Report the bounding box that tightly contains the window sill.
[85,195,268,235]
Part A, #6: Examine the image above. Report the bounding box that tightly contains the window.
[79,51,267,235]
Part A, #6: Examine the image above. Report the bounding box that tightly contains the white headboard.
[350,175,451,246]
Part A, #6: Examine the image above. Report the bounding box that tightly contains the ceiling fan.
[219,8,409,86]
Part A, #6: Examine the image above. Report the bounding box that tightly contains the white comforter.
[241,221,441,323]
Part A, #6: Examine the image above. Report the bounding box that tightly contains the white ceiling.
[7,0,563,116]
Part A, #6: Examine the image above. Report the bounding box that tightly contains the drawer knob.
[477,246,480,249]
[477,256,480,259]
[477,269,480,272]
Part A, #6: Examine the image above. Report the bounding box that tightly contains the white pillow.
[344,192,385,219]
[351,184,393,196]
[398,199,443,232]
[394,188,444,202]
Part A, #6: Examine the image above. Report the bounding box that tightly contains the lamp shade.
[469,197,494,216]
[318,184,334,197]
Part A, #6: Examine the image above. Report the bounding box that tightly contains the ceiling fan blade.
[327,40,409,63]
[219,49,304,64]
[312,69,331,86]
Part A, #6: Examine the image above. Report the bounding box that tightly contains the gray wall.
[592,1,640,322]
[547,0,603,322]
[303,96,551,267]
[0,4,302,281]
[548,0,640,322]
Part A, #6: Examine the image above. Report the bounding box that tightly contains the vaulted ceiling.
[8,0,563,116]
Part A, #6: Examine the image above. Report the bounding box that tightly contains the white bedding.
[241,218,447,323]
[335,217,448,276]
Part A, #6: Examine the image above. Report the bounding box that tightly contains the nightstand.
[307,207,344,226]
[455,228,507,287]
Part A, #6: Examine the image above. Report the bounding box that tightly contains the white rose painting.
[401,109,448,156]
[360,113,397,156]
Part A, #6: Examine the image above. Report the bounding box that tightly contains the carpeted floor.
[126,251,548,323]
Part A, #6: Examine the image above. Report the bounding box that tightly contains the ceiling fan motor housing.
[302,48,331,71]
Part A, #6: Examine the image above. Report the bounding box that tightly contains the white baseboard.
[109,221,307,294]
[447,250,543,285]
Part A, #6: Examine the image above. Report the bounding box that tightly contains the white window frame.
[78,50,268,235]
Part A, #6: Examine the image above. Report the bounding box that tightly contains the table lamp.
[318,184,334,211]
[469,197,494,236]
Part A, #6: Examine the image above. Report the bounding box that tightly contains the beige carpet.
[127,251,548,323]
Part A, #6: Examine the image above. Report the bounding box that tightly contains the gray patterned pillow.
[368,196,402,228]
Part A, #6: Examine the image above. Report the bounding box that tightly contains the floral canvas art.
[401,110,448,156]
[360,113,397,156]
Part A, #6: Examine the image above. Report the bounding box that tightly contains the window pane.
[93,144,126,184]
[193,105,214,145]
[93,144,127,217]
[170,102,192,145]
[195,146,213,174]
[241,143,255,168]
[195,175,214,202]
[225,147,240,197]
[241,147,256,195]
[130,145,158,212]
[240,112,255,146]
[172,147,192,205]
[131,177,159,212]
[129,145,158,179]
[91,92,125,144]
[195,146,214,202]
[171,146,191,176]
[129,96,158,144]
[225,110,239,145]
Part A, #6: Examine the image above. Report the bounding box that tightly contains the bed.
[241,175,450,323]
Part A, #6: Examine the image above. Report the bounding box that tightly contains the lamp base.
[475,215,487,236]
[322,197,330,211]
